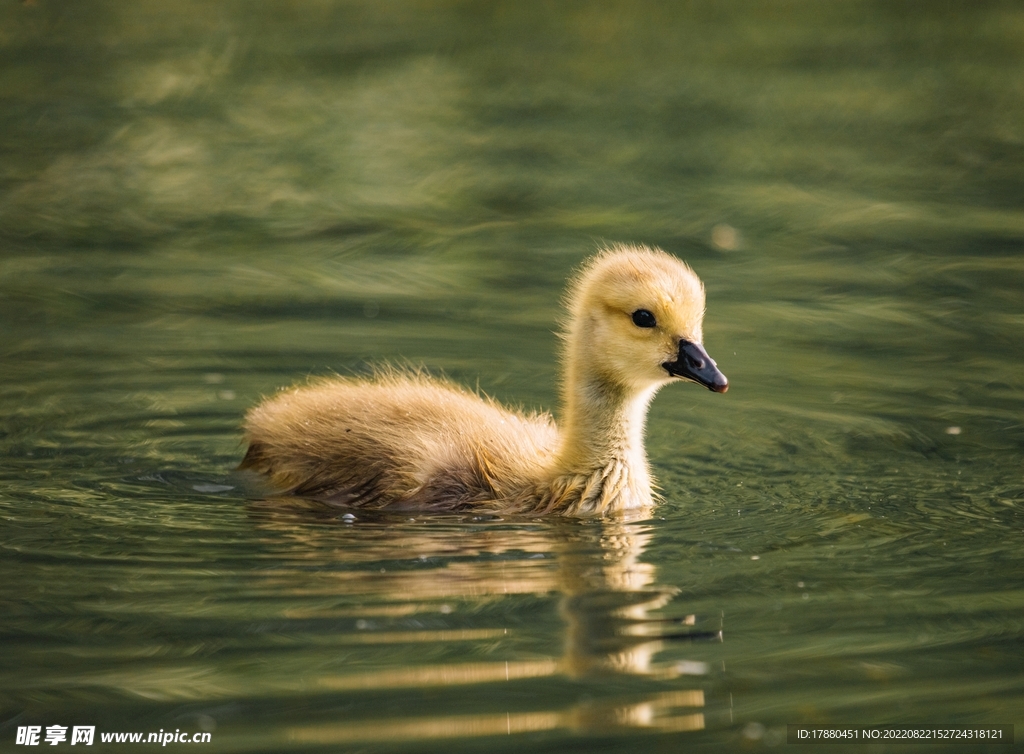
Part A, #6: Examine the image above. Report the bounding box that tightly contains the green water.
[2,2,1023,751]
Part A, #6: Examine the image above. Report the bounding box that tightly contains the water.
[2,1,1023,751]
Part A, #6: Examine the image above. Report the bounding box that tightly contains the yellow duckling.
[241,244,727,516]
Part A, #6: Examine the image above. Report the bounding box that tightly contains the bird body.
[241,244,727,516]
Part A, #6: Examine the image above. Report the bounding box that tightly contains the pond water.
[2,2,1023,751]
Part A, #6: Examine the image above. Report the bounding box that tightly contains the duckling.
[240,244,727,516]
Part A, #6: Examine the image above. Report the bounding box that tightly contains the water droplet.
[743,722,766,740]
[711,223,740,251]
[192,483,234,493]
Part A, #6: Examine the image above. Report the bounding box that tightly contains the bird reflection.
[246,496,727,744]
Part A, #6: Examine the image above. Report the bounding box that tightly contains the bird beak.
[663,340,729,393]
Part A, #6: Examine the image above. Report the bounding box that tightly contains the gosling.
[240,244,728,516]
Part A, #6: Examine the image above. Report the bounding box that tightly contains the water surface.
[2,2,1023,751]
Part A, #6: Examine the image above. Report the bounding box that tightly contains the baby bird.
[241,244,727,516]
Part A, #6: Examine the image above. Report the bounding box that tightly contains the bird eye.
[631,309,657,328]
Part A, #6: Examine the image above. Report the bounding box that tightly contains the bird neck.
[556,371,658,486]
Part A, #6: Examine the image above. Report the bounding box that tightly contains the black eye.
[631,309,657,328]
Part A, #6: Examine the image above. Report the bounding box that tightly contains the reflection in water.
[286,690,708,745]
[247,498,728,744]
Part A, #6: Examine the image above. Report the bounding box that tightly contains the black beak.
[663,340,729,393]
